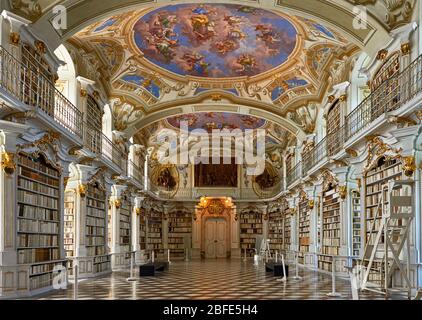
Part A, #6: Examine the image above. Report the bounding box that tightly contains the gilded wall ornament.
[365,136,403,172]
[0,152,16,175]
[308,199,315,210]
[377,49,388,60]
[321,169,338,191]
[114,199,122,209]
[77,184,87,197]
[339,185,347,200]
[401,43,411,55]
[9,32,20,45]
[402,156,416,177]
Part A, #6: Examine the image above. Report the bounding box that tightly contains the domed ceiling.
[133,4,297,78]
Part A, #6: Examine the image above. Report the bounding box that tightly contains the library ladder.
[359,180,414,299]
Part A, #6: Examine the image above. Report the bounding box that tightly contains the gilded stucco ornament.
[10,0,42,20]
[1,152,16,175]
[114,199,122,209]
[364,136,403,172]
[339,185,347,200]
[321,169,339,191]
[402,156,416,177]
[77,184,87,197]
[308,199,315,210]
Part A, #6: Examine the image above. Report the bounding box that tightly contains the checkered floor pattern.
[33,260,404,300]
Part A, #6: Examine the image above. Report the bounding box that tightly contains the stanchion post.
[292,251,303,281]
[73,262,78,300]
[127,252,137,281]
[168,249,171,265]
[327,255,342,297]
[152,250,155,263]
[275,251,278,263]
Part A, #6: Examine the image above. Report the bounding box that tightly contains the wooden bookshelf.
[298,199,310,255]
[86,182,109,273]
[119,197,131,253]
[240,209,263,257]
[64,191,75,258]
[319,186,340,272]
[364,157,403,247]
[352,190,361,257]
[168,209,192,259]
[147,209,163,254]
[283,211,291,250]
[16,153,65,290]
[139,209,146,250]
[268,208,283,254]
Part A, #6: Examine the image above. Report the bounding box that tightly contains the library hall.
[1,0,422,304]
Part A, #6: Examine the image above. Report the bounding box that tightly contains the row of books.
[120,221,130,230]
[240,238,256,244]
[30,261,64,275]
[240,223,262,228]
[365,165,401,184]
[87,198,105,209]
[240,229,263,234]
[120,236,130,245]
[322,237,340,247]
[321,246,340,255]
[323,217,340,224]
[87,216,106,227]
[148,238,162,244]
[18,234,58,248]
[87,246,106,256]
[18,167,59,187]
[323,229,340,239]
[86,226,105,236]
[168,227,191,233]
[18,248,60,264]
[18,219,59,234]
[18,178,59,197]
[168,219,192,224]
[18,190,58,209]
[18,205,59,221]
[18,155,60,177]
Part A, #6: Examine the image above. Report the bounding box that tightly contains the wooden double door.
[205,218,227,259]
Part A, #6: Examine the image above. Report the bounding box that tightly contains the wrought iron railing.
[302,53,422,174]
[302,137,327,173]
[0,45,83,138]
[101,133,127,174]
[128,160,143,185]
[286,161,302,187]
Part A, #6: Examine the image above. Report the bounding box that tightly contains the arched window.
[54,45,77,105]
[86,95,103,154]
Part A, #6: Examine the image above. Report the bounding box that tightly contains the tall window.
[371,52,400,115]
[86,95,103,154]
[326,100,341,156]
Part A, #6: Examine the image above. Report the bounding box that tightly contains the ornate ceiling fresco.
[166,112,266,132]
[133,4,297,78]
[134,113,295,156]
[66,2,360,142]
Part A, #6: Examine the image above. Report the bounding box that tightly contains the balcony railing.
[83,121,127,174]
[299,53,422,179]
[286,161,302,187]
[0,45,83,138]
[128,160,143,185]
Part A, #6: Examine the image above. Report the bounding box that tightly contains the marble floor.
[33,260,405,300]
